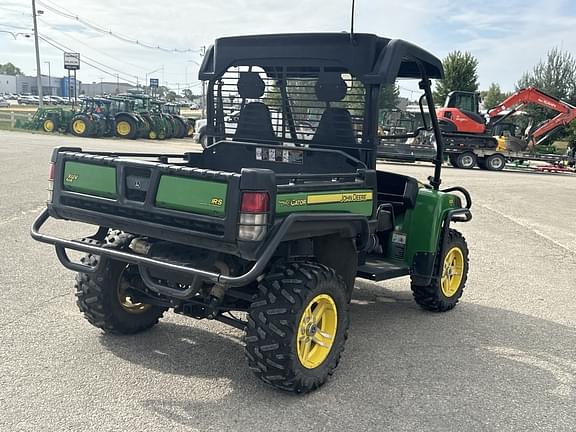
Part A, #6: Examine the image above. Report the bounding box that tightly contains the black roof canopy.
[198,33,443,84]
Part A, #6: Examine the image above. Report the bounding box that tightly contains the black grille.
[210,65,367,151]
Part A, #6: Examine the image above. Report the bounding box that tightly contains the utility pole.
[44,61,51,96]
[116,73,119,95]
[31,0,43,107]
[200,46,206,118]
[99,76,104,96]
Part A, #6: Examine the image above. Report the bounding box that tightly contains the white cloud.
[0,0,574,94]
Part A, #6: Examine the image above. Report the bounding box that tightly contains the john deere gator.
[32,33,472,394]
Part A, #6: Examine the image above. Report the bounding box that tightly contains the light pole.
[44,61,51,96]
[31,0,43,106]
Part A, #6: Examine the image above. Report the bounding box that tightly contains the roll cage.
[198,33,447,188]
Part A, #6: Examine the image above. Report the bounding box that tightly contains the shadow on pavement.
[99,285,576,432]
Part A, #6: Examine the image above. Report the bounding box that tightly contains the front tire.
[70,115,92,137]
[411,229,469,312]
[455,152,477,169]
[245,261,349,393]
[42,118,57,133]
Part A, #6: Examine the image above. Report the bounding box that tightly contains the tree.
[517,47,576,102]
[433,51,479,104]
[379,84,400,110]
[481,83,508,110]
[182,89,195,101]
[516,47,576,141]
[0,62,23,75]
[165,91,177,102]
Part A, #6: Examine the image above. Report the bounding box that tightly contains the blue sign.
[149,78,159,88]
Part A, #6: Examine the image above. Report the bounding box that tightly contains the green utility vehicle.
[32,33,472,394]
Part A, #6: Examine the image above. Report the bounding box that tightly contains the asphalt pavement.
[0,130,575,431]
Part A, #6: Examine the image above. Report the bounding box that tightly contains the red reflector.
[241,192,269,213]
[48,162,55,181]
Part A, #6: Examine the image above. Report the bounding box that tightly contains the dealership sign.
[64,52,80,70]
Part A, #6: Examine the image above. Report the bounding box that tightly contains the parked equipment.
[31,33,472,394]
[23,107,75,133]
[162,102,195,137]
[437,88,576,170]
[121,93,169,140]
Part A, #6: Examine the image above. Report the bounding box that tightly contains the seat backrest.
[233,72,277,144]
[311,72,359,158]
[312,107,356,148]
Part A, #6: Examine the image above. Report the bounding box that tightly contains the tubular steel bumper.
[31,208,369,290]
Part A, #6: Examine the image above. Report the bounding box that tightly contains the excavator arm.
[487,87,576,141]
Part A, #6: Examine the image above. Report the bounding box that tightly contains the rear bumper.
[31,208,369,295]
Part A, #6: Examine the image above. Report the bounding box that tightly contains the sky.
[0,0,575,97]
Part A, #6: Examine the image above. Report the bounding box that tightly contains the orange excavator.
[435,87,576,170]
[437,87,576,144]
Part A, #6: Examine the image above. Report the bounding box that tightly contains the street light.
[0,31,32,39]
[44,61,51,96]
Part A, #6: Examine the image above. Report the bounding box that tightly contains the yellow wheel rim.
[296,294,338,369]
[117,268,151,314]
[441,247,464,297]
[43,119,55,132]
[116,120,131,136]
[72,119,86,134]
[149,130,157,139]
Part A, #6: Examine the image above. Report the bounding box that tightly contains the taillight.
[238,192,270,241]
[47,162,55,202]
[241,192,269,213]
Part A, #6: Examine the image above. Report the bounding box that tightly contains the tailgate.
[50,150,242,247]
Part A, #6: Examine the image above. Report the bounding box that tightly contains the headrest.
[315,72,348,102]
[237,72,265,99]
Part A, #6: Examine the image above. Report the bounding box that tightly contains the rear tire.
[115,117,138,139]
[485,153,506,171]
[411,229,469,312]
[245,261,349,393]
[75,232,166,334]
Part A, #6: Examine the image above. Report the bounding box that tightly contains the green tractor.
[162,102,195,137]
[32,33,472,394]
[21,106,76,133]
[121,93,169,140]
[107,96,150,139]
[69,98,111,138]
[69,97,148,139]
[152,100,183,138]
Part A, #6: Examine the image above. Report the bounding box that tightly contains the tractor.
[162,102,195,137]
[121,93,170,140]
[22,106,76,133]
